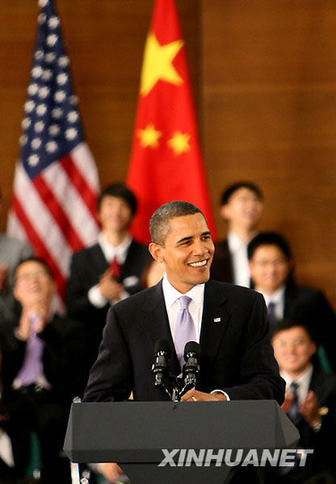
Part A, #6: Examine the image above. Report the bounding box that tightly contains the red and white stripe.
[7,142,100,302]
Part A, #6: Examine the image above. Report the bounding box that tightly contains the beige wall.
[1,0,335,308]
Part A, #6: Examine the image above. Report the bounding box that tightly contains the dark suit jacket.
[0,314,85,484]
[298,369,336,472]
[84,279,284,403]
[284,284,336,371]
[210,239,234,283]
[266,369,336,482]
[66,239,150,362]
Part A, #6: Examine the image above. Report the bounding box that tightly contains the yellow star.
[167,131,191,155]
[138,123,162,148]
[140,33,184,96]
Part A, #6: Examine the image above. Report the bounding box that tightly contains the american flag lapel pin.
[213,317,221,323]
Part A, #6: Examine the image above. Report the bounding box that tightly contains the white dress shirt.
[280,364,313,403]
[162,274,204,343]
[162,275,230,399]
[227,232,250,287]
[0,429,14,468]
[88,233,132,307]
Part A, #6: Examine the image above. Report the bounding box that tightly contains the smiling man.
[67,183,150,367]
[0,257,87,484]
[269,320,336,481]
[84,201,284,404]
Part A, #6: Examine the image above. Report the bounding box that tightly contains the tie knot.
[268,301,276,311]
[179,295,192,310]
[290,381,299,394]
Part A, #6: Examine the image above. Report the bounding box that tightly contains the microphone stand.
[155,372,196,402]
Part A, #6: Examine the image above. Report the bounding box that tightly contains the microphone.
[183,341,200,387]
[152,339,171,387]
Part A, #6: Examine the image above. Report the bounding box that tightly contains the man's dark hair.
[149,201,205,245]
[15,256,52,279]
[271,319,315,342]
[247,232,292,261]
[97,183,137,215]
[220,181,263,206]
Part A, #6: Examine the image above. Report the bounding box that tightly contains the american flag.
[7,0,100,306]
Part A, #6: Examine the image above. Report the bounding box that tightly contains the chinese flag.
[127,0,216,243]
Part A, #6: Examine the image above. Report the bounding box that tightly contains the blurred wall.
[1,0,335,308]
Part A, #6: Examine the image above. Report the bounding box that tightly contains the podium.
[64,400,299,484]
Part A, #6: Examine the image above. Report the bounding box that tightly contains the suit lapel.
[91,243,109,276]
[140,282,180,375]
[200,280,230,365]
[140,280,231,376]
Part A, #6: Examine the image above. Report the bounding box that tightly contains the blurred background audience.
[248,232,336,372]
[0,189,32,323]
[0,257,86,484]
[268,320,336,483]
[211,182,263,287]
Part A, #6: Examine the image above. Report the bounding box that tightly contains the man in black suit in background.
[248,232,336,372]
[84,201,284,404]
[269,320,336,482]
[66,183,150,365]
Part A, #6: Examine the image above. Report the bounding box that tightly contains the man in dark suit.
[0,257,87,484]
[66,183,150,365]
[84,201,284,404]
[270,320,336,482]
[248,232,336,372]
[211,182,263,287]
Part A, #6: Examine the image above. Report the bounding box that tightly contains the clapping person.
[67,183,150,365]
[0,257,87,484]
[270,320,336,482]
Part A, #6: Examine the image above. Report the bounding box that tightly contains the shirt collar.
[98,232,132,261]
[260,285,285,306]
[280,364,313,388]
[162,273,205,310]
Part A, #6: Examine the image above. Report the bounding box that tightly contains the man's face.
[14,261,54,306]
[272,326,316,375]
[221,187,263,231]
[249,244,291,294]
[98,195,133,233]
[149,213,215,294]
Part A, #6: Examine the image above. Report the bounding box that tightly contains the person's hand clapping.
[98,269,125,302]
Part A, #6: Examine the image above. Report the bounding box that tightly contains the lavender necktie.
[174,296,196,369]
[16,314,43,386]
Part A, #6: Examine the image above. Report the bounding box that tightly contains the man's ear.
[220,204,229,221]
[309,341,317,358]
[149,242,164,263]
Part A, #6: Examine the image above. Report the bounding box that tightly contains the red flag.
[127,0,216,243]
[7,0,100,308]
